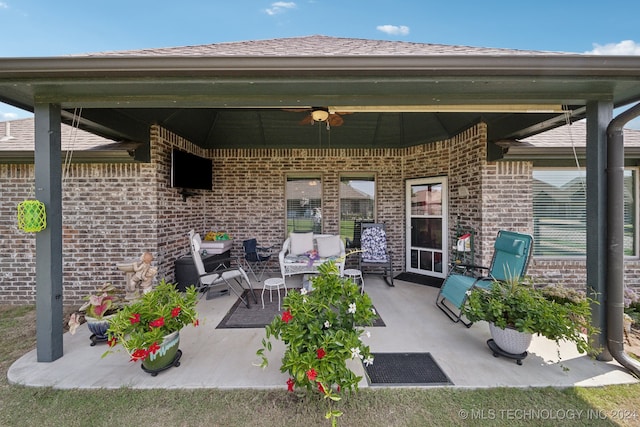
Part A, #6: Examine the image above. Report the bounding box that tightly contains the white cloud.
[0,2,9,9]
[265,1,296,16]
[0,112,18,121]
[586,40,640,55]
[376,25,410,36]
[0,103,31,121]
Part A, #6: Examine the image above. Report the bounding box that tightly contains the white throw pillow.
[316,235,342,258]
[289,232,314,255]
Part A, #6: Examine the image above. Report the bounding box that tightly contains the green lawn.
[287,220,358,241]
[1,305,639,427]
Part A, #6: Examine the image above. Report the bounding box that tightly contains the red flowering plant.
[103,279,199,361]
[257,259,376,424]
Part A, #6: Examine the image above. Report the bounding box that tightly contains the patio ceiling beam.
[4,79,623,100]
[495,106,587,141]
[329,104,566,113]
[62,108,151,142]
[30,96,596,110]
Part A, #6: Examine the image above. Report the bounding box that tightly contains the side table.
[343,268,364,294]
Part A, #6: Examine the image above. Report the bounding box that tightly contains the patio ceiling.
[2,37,640,150]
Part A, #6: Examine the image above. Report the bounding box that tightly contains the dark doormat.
[364,352,453,386]
[216,290,385,329]
[394,272,444,288]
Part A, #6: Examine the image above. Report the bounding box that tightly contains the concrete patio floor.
[8,275,639,390]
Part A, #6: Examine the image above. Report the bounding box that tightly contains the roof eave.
[502,145,640,165]
[0,150,137,164]
[2,55,640,78]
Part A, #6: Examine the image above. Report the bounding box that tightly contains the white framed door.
[405,177,448,278]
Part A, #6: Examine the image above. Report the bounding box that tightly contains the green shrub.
[462,276,599,356]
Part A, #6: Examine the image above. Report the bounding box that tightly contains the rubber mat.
[364,352,453,386]
[216,290,385,329]
[394,273,444,288]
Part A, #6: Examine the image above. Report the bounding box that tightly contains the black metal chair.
[242,238,275,281]
[345,219,373,249]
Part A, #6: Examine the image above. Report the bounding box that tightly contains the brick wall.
[2,122,638,304]
[447,125,486,262]
[201,146,404,267]
[402,124,487,264]
[0,162,158,304]
[479,161,533,266]
[0,164,37,303]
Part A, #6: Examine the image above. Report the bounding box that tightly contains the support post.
[586,100,613,361]
[34,103,64,362]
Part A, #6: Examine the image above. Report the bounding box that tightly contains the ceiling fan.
[283,107,352,128]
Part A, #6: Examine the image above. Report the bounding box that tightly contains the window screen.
[339,176,375,244]
[532,169,636,257]
[286,176,322,234]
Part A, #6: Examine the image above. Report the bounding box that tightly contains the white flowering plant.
[257,259,376,424]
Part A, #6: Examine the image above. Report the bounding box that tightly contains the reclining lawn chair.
[435,230,533,327]
[189,230,257,307]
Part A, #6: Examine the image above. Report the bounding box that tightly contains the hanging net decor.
[17,200,47,233]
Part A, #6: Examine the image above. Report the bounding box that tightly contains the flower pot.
[142,330,181,373]
[85,314,115,346]
[489,322,532,355]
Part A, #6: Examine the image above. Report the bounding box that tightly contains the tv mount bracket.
[178,189,198,202]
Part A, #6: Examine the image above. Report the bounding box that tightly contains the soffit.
[2,36,640,149]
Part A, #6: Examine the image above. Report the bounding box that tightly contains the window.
[339,175,375,246]
[286,175,322,234]
[532,169,637,257]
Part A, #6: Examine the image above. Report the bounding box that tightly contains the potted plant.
[68,283,125,345]
[461,275,598,359]
[104,279,199,374]
[257,260,376,425]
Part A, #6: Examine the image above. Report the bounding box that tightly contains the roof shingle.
[83,35,570,57]
[0,118,118,151]
[519,120,640,147]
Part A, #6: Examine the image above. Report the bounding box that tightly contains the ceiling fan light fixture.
[311,109,330,122]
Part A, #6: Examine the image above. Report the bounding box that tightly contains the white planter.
[489,322,532,354]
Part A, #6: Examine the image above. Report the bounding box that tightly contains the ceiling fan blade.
[328,114,344,126]
[299,114,314,125]
[282,108,311,113]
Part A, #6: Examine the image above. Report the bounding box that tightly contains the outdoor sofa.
[279,232,346,281]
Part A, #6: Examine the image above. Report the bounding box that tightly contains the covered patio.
[8,275,638,389]
[2,36,640,379]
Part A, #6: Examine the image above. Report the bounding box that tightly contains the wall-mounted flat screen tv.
[171,149,213,190]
